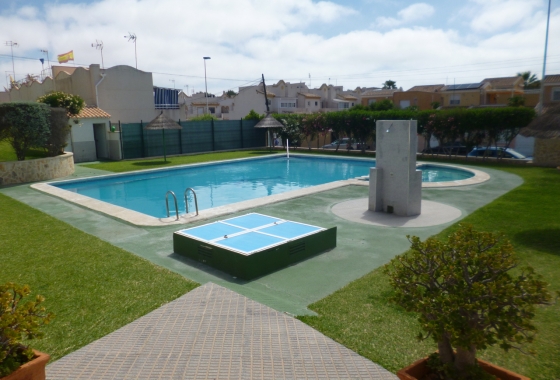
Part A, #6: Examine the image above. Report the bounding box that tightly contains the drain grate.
[289,242,306,255]
[198,245,213,258]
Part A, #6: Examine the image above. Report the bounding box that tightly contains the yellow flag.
[57,51,74,63]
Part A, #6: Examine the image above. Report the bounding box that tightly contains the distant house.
[360,89,399,107]
[542,74,560,108]
[394,84,444,110]
[481,76,524,105]
[440,82,486,107]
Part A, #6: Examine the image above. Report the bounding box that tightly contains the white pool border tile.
[30,156,490,227]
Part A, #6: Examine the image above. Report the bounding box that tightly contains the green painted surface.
[173,227,337,280]
[0,163,522,315]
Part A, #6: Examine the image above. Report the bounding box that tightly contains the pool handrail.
[184,188,199,216]
[165,191,179,220]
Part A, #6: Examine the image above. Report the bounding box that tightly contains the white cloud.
[465,0,542,33]
[0,0,558,94]
[374,3,434,29]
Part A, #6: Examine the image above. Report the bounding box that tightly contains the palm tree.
[517,71,540,89]
[382,80,397,89]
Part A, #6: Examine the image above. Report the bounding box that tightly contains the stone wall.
[0,153,75,186]
[533,138,560,167]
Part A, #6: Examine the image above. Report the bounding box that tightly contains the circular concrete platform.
[331,198,462,228]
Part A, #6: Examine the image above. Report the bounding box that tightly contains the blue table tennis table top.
[175,213,325,255]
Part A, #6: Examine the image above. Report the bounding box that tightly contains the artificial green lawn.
[0,140,49,161]
[299,164,560,380]
[82,150,279,172]
[0,192,198,361]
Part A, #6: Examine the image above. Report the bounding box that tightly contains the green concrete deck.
[1,163,522,315]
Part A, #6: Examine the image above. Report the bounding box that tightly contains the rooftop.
[71,106,111,119]
[407,84,445,92]
[482,76,522,89]
[543,74,560,84]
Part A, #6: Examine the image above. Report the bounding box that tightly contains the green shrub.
[37,91,85,116]
[46,107,70,156]
[243,109,264,121]
[0,103,51,161]
[189,114,218,121]
[384,225,552,379]
[0,283,53,377]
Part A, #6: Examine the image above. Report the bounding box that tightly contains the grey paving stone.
[47,283,396,379]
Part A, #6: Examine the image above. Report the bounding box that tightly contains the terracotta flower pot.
[1,350,50,380]
[397,355,530,380]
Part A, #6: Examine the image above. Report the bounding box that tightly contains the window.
[221,106,229,114]
[308,101,310,106]
[552,88,560,101]
[338,102,349,109]
[449,94,461,105]
[209,107,215,114]
[315,101,318,106]
[280,102,296,108]
[399,100,410,109]
[368,99,376,105]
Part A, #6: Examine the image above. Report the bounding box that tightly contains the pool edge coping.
[30,157,490,227]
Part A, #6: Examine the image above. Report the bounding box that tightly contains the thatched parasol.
[255,112,284,149]
[144,111,182,162]
[254,112,284,129]
[519,104,560,139]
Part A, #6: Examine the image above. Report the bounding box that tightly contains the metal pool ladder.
[165,191,179,220]
[184,188,199,216]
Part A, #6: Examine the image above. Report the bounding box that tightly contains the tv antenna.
[5,41,18,80]
[124,33,137,69]
[91,40,104,69]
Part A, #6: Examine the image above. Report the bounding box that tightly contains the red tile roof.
[407,84,444,92]
[361,89,398,97]
[482,76,521,89]
[543,74,560,84]
[71,106,111,119]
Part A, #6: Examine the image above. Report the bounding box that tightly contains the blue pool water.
[52,155,474,218]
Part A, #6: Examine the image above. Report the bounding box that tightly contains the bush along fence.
[271,107,536,154]
[120,119,264,160]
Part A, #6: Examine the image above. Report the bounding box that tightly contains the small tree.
[508,95,525,107]
[45,107,71,156]
[0,103,51,161]
[384,225,552,379]
[382,80,397,89]
[243,109,264,121]
[0,283,53,377]
[37,91,85,116]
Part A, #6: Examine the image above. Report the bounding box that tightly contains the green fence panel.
[242,120,266,147]
[121,119,265,160]
[121,123,143,159]
[181,121,213,154]
[144,128,182,158]
[214,120,243,150]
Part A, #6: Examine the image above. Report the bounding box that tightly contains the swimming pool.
[47,155,476,219]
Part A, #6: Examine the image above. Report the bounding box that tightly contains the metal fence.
[120,119,265,160]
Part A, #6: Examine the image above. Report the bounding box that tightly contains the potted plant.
[384,224,552,380]
[1,283,53,379]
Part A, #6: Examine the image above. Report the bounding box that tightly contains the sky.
[1,0,559,95]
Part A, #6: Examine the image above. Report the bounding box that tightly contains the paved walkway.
[46,283,396,380]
